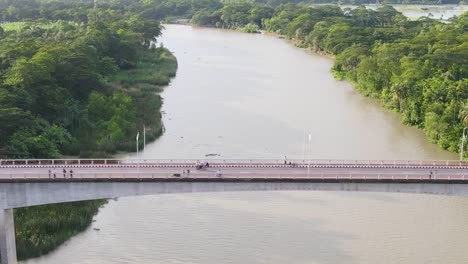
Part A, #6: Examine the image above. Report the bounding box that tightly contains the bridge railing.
[1,171,467,181]
[1,159,468,167]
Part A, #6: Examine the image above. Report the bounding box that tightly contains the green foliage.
[243,22,260,33]
[0,1,179,158]
[112,48,178,87]
[87,91,136,146]
[0,2,178,260]
[7,122,72,159]
[192,8,222,26]
[15,200,107,260]
[460,100,468,125]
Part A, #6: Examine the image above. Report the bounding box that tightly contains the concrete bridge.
[1,158,468,263]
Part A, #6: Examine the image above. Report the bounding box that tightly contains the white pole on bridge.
[136,132,140,174]
[461,127,467,161]
[136,132,139,159]
[302,128,306,160]
[143,124,146,153]
[308,133,311,177]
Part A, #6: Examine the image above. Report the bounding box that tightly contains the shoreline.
[15,48,178,261]
[169,21,337,60]
[260,30,336,59]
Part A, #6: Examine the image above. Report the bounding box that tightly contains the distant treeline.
[0,0,465,23]
[0,0,465,25]
[227,0,464,5]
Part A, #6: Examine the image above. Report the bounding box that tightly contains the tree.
[128,15,162,48]
[249,5,274,27]
[350,5,377,27]
[6,122,71,159]
[192,9,218,26]
[460,100,468,125]
[86,91,136,147]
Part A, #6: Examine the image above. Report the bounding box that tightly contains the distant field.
[313,4,467,19]
[0,21,54,32]
[1,22,29,31]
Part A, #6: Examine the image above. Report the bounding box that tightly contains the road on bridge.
[1,159,467,182]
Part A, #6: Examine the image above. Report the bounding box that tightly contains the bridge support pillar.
[0,208,17,264]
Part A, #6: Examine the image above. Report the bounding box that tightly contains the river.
[23,25,468,264]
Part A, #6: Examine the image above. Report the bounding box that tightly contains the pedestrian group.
[48,167,73,178]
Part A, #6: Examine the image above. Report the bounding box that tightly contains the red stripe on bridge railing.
[1,159,468,167]
[1,173,467,182]
[1,164,467,170]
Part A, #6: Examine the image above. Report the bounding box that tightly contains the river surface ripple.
[23,25,468,264]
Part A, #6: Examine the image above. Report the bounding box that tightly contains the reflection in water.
[23,25,467,264]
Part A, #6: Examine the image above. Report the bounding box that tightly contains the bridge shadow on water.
[151,192,356,264]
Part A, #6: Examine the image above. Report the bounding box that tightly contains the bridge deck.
[1,159,467,182]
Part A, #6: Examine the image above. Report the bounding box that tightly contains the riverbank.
[258,30,336,59]
[78,46,178,158]
[15,200,108,260]
[17,46,176,261]
[13,47,177,260]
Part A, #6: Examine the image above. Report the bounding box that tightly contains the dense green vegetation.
[14,200,107,260]
[0,0,177,260]
[0,1,177,158]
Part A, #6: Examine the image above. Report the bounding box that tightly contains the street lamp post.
[143,125,146,153]
[308,133,311,177]
[461,127,467,160]
[136,132,139,159]
[136,132,140,174]
[302,128,306,161]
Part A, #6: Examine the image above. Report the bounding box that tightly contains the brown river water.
[23,24,468,264]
